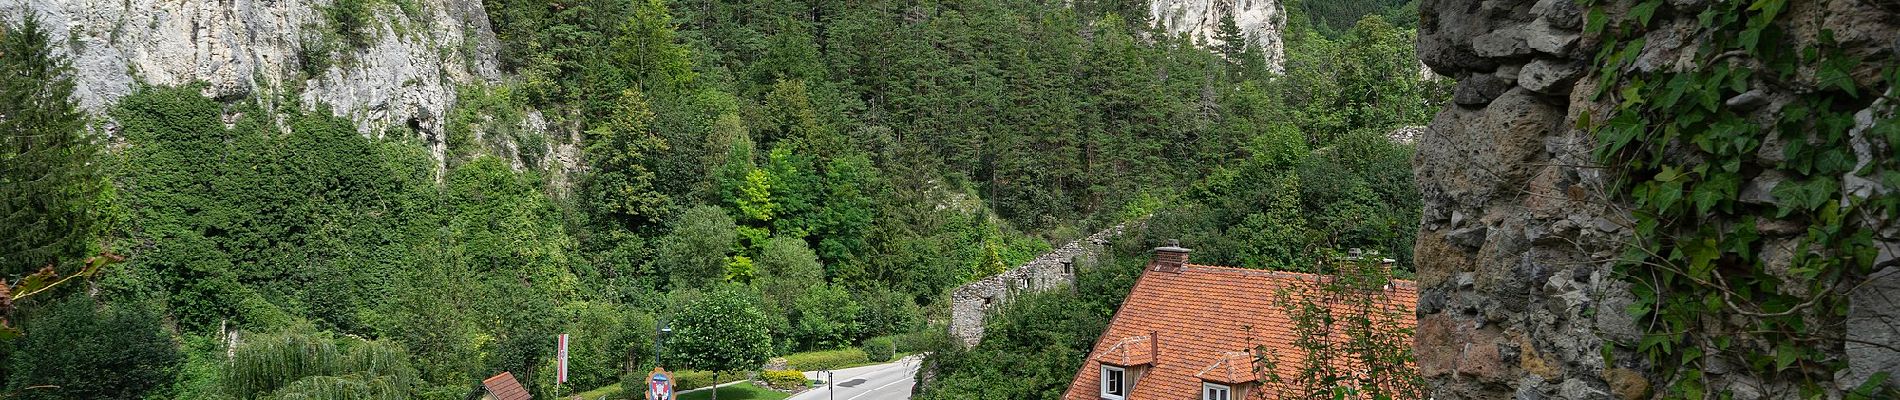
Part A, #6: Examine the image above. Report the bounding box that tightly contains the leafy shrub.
[854,288,921,339]
[887,331,947,354]
[759,370,807,390]
[861,337,895,363]
[7,297,182,400]
[781,348,869,371]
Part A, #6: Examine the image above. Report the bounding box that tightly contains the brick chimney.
[1149,240,1191,273]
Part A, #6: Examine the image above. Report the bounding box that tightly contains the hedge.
[781,348,869,371]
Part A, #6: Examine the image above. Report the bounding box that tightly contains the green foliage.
[444,84,534,167]
[759,370,806,390]
[779,348,869,371]
[1287,0,1411,38]
[7,297,181,399]
[325,0,376,48]
[880,331,944,355]
[584,89,673,229]
[789,284,862,351]
[0,15,106,277]
[860,337,895,363]
[665,286,773,374]
[668,370,747,391]
[853,288,921,340]
[1584,0,1899,396]
[109,86,439,334]
[611,0,698,92]
[656,206,739,290]
[546,302,657,392]
[1254,254,1424,399]
[914,251,1141,400]
[58,0,1437,395]
[220,330,418,399]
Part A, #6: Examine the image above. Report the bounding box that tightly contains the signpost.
[646,367,675,400]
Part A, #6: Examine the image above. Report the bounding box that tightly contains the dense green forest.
[0,0,1441,398]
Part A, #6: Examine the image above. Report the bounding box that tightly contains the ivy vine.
[1581,0,1898,397]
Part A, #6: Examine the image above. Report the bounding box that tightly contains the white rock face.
[3,0,503,163]
[1149,0,1286,73]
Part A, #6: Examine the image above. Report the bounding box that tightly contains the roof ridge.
[1180,264,1420,287]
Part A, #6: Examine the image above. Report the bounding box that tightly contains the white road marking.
[846,372,913,400]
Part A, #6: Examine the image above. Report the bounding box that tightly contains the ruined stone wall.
[948,223,1132,347]
[1411,0,1899,399]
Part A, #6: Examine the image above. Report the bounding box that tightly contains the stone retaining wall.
[947,223,1132,347]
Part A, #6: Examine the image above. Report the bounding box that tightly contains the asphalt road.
[790,355,923,400]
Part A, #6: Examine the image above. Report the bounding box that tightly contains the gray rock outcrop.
[1149,0,1286,72]
[4,0,503,164]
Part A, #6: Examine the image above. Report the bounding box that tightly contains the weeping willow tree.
[223,331,419,400]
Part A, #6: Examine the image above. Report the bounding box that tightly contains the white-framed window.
[1100,365,1127,399]
[1202,382,1231,400]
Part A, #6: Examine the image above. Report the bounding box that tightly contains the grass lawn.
[574,383,623,399]
[678,382,789,400]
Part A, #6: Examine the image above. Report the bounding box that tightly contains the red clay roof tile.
[1061,264,1419,400]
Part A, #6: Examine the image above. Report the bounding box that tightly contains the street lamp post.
[655,321,673,367]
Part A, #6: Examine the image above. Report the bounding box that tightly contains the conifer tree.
[0,15,104,277]
[1215,8,1248,59]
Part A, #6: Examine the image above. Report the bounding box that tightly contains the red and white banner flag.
[557,334,569,383]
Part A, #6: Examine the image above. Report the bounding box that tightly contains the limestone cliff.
[3,0,504,163]
[1149,0,1286,72]
[1411,0,1899,399]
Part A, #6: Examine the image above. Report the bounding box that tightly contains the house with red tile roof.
[1062,243,1419,400]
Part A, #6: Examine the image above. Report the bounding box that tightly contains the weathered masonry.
[948,223,1132,347]
[1413,0,1898,398]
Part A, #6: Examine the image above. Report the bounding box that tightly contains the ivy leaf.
[1815,148,1855,175]
[1687,238,1720,281]
[1818,55,1861,96]
[1748,0,1789,26]
[1774,343,1801,371]
[1771,177,1838,215]
[1691,174,1740,215]
[1729,217,1760,257]
[1630,0,1663,27]
[1655,165,1684,182]
[1739,27,1763,53]
[1585,6,1610,35]
[1655,180,1685,214]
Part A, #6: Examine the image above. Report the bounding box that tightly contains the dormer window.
[1202,382,1231,400]
[1100,365,1127,399]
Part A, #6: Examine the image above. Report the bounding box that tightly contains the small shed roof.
[482,372,531,400]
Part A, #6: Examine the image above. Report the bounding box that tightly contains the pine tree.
[0,15,105,277]
[1215,7,1248,59]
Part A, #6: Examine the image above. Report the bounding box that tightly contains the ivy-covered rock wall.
[1413,0,1899,398]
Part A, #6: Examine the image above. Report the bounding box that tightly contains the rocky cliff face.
[1149,0,1285,72]
[4,0,503,162]
[1411,0,1899,399]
